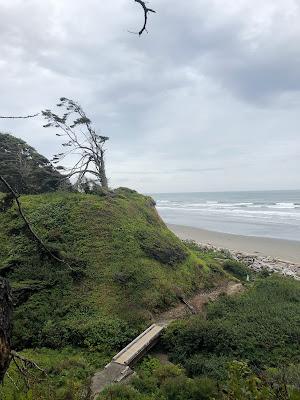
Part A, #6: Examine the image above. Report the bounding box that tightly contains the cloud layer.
[1,0,300,192]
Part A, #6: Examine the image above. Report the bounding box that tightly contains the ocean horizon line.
[148,188,300,195]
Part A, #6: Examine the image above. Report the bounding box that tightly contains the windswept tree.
[42,98,109,190]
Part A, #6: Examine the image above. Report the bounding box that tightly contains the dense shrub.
[137,229,188,266]
[221,361,280,400]
[15,304,138,352]
[0,191,214,350]
[1,348,105,400]
[222,260,251,281]
[103,358,218,400]
[161,376,217,400]
[99,385,148,400]
[185,354,233,380]
[164,276,300,378]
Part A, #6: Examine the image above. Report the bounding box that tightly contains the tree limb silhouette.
[133,0,156,35]
[0,113,39,119]
[0,175,68,266]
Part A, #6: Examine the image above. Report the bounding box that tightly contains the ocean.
[151,190,300,242]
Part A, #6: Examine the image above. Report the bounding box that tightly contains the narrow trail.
[90,281,244,399]
[156,281,244,324]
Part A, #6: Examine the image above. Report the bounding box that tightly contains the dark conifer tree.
[0,133,67,194]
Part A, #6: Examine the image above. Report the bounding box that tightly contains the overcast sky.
[0,0,300,193]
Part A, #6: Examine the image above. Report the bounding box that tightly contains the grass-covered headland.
[0,188,226,399]
[1,189,299,399]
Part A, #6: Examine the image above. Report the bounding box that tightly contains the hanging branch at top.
[0,113,39,119]
[133,0,156,35]
[42,97,109,190]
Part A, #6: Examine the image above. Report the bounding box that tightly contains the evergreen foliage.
[164,276,300,378]
[0,133,66,194]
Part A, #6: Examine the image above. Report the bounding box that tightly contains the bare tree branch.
[133,0,156,36]
[0,175,71,268]
[11,351,46,375]
[6,372,20,390]
[10,351,47,391]
[0,113,39,119]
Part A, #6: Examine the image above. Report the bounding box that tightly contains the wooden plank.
[113,324,165,366]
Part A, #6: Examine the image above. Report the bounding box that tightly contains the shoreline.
[168,224,300,266]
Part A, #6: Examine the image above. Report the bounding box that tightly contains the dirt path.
[90,281,244,399]
[156,281,244,323]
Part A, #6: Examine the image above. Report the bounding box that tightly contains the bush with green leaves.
[220,361,300,400]
[100,358,300,400]
[222,260,251,281]
[98,358,217,400]
[164,276,300,378]
[1,348,108,400]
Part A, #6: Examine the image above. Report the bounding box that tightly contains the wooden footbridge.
[90,282,243,399]
[90,323,167,399]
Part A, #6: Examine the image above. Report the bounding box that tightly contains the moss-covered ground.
[0,188,231,399]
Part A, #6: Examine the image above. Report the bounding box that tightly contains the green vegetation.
[100,276,300,399]
[0,348,109,400]
[222,259,251,282]
[0,187,231,399]
[164,275,300,377]
[97,356,300,400]
[0,133,66,194]
[99,357,217,400]
[0,188,222,353]
[1,174,299,399]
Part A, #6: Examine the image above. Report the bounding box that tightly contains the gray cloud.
[0,0,300,192]
[113,167,225,175]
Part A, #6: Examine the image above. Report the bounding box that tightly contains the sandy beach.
[168,224,300,264]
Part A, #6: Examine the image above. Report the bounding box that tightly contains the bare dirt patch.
[156,281,244,323]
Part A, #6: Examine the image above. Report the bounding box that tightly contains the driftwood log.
[0,277,12,383]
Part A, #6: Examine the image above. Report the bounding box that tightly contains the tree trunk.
[98,152,108,189]
[0,277,12,383]
[99,167,108,189]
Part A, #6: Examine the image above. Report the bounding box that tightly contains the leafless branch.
[11,351,46,375]
[0,175,71,269]
[133,0,156,36]
[0,113,39,119]
[12,356,30,389]
[11,351,46,389]
[6,372,20,391]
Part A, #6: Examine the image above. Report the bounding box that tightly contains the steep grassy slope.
[0,188,224,352]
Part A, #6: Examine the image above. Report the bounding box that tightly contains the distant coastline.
[168,223,300,265]
[152,190,300,241]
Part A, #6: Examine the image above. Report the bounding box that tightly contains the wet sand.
[168,224,300,264]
